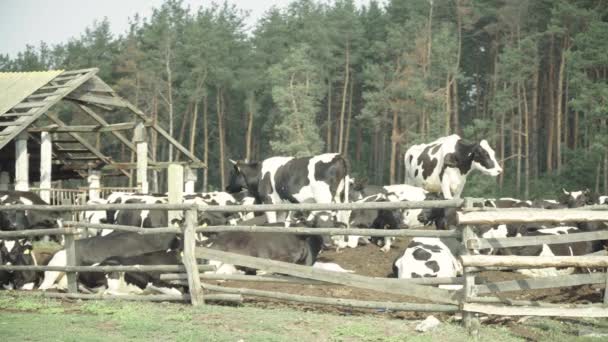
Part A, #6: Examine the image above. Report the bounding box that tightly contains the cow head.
[0,239,39,289]
[417,207,458,230]
[225,160,260,195]
[558,188,596,208]
[471,140,502,176]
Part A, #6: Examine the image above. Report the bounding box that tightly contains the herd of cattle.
[1,134,608,297]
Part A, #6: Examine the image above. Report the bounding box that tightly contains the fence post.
[64,227,78,293]
[183,208,204,306]
[461,198,479,336]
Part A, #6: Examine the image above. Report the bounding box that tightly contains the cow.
[349,179,440,229]
[346,194,402,251]
[103,192,167,225]
[78,250,183,296]
[484,198,532,208]
[38,231,180,290]
[225,153,349,225]
[0,239,40,290]
[82,199,109,236]
[558,189,596,208]
[599,196,608,205]
[393,237,462,290]
[183,191,247,226]
[202,232,325,276]
[404,134,502,199]
[0,191,63,231]
[393,224,509,288]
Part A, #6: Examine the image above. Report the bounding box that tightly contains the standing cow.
[225,153,349,225]
[404,135,502,199]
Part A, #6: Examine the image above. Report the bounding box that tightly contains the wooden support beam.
[461,255,608,268]
[14,131,28,191]
[134,122,148,194]
[39,131,52,203]
[29,122,138,133]
[458,209,608,225]
[196,247,459,305]
[183,209,204,306]
[76,104,139,154]
[64,227,78,294]
[202,283,459,312]
[44,112,130,178]
[463,303,608,317]
[476,272,608,295]
[66,93,128,107]
[468,230,608,250]
[168,164,183,224]
[41,292,241,303]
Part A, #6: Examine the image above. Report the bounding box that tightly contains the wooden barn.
[0,68,205,204]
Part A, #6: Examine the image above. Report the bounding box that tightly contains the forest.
[1,0,608,199]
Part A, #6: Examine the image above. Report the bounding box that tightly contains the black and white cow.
[202,232,324,275]
[558,189,596,208]
[78,250,183,295]
[0,239,40,290]
[0,191,63,231]
[404,135,502,199]
[103,192,167,226]
[484,198,532,208]
[38,231,180,290]
[345,194,402,251]
[183,191,252,226]
[225,153,349,224]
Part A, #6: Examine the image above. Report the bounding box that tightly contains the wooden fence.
[1,198,608,328]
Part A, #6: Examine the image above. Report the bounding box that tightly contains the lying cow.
[0,191,64,243]
[404,134,502,199]
[78,250,183,296]
[0,238,40,290]
[38,231,180,290]
[225,153,349,225]
[346,194,402,251]
[202,232,325,275]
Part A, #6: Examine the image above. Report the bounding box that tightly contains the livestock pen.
[1,198,608,336]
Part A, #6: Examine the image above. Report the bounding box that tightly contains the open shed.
[0,68,205,202]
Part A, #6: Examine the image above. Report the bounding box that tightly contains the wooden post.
[0,171,9,191]
[461,198,479,336]
[87,169,101,201]
[39,132,52,203]
[64,227,78,293]
[15,131,29,191]
[183,208,204,306]
[134,122,148,194]
[167,164,184,225]
[184,166,197,194]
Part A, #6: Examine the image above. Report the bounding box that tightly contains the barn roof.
[0,68,205,180]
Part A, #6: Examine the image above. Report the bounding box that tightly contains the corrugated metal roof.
[0,70,64,115]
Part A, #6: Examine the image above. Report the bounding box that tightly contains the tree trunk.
[326,83,332,152]
[245,93,255,161]
[445,74,451,135]
[355,124,362,163]
[516,82,522,196]
[338,42,350,154]
[531,66,539,179]
[389,109,399,185]
[176,102,192,161]
[556,36,567,173]
[499,82,506,190]
[166,50,174,162]
[546,42,555,173]
[190,101,199,155]
[522,81,530,200]
[344,76,354,158]
[217,87,226,190]
[574,111,579,150]
[151,95,159,193]
[453,0,462,135]
[203,93,208,192]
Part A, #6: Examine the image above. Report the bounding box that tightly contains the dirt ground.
[205,237,604,320]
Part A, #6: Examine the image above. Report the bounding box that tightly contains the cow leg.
[38,250,66,290]
[380,237,393,253]
[146,283,182,296]
[441,179,454,200]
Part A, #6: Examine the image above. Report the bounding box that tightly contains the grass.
[0,291,607,341]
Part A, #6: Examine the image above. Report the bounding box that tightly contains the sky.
[0,0,382,57]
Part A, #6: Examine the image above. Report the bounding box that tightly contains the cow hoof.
[380,246,390,253]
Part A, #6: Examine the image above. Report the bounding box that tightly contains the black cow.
[0,191,63,231]
[404,134,502,199]
[202,232,324,275]
[38,231,180,290]
[0,239,40,290]
[225,153,349,224]
[79,250,184,295]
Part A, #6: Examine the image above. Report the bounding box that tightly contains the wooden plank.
[196,247,459,304]
[183,209,204,306]
[469,230,608,250]
[66,221,180,234]
[12,101,52,109]
[197,225,461,238]
[66,93,128,108]
[202,283,459,312]
[458,209,608,225]
[44,112,130,178]
[194,199,464,214]
[461,255,608,268]
[0,264,217,273]
[59,68,98,76]
[40,84,71,90]
[27,92,62,99]
[1,112,33,117]
[162,273,464,286]
[476,272,608,295]
[64,228,78,294]
[0,121,23,127]
[42,292,241,303]
[0,228,77,238]
[463,303,608,317]
[0,203,194,211]
[29,122,137,133]
[77,104,139,154]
